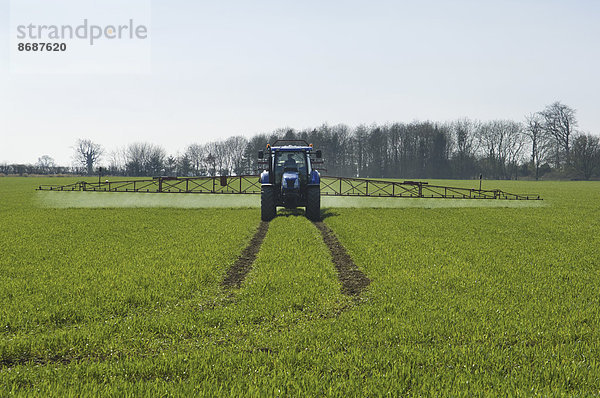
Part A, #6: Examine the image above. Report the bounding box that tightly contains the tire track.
[222,221,270,289]
[313,221,370,296]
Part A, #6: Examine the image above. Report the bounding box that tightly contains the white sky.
[1,0,599,165]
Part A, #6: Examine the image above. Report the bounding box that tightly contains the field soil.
[313,221,370,296]
[222,221,269,289]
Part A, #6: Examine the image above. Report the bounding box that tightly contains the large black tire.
[261,186,276,221]
[305,186,321,221]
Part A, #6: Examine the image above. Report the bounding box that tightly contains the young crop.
[1,177,599,395]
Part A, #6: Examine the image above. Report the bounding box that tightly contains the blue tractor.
[258,140,322,221]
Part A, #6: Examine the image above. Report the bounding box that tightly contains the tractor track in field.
[313,221,370,296]
[222,218,369,297]
[222,221,270,289]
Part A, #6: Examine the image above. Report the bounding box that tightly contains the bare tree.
[125,143,148,176]
[451,119,479,178]
[107,149,127,175]
[354,125,369,177]
[208,141,228,175]
[124,142,166,176]
[571,134,600,180]
[476,121,503,178]
[36,155,55,174]
[503,121,526,180]
[185,143,206,176]
[74,139,103,175]
[540,101,577,167]
[205,152,217,176]
[244,134,269,174]
[524,113,551,180]
[224,136,248,175]
[476,120,525,179]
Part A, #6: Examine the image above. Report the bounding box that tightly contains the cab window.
[274,151,307,183]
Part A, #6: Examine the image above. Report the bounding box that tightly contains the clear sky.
[1,0,599,165]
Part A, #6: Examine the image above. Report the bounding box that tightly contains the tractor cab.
[258,140,322,221]
[275,150,308,186]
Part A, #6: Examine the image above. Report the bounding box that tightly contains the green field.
[1,177,599,396]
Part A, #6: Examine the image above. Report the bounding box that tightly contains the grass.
[1,177,599,395]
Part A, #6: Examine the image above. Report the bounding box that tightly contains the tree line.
[2,101,599,180]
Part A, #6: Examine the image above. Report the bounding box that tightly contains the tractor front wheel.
[261,186,276,221]
[305,186,321,221]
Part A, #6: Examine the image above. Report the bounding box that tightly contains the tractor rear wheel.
[305,186,321,221]
[261,186,276,221]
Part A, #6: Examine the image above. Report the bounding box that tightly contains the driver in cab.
[284,154,297,170]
